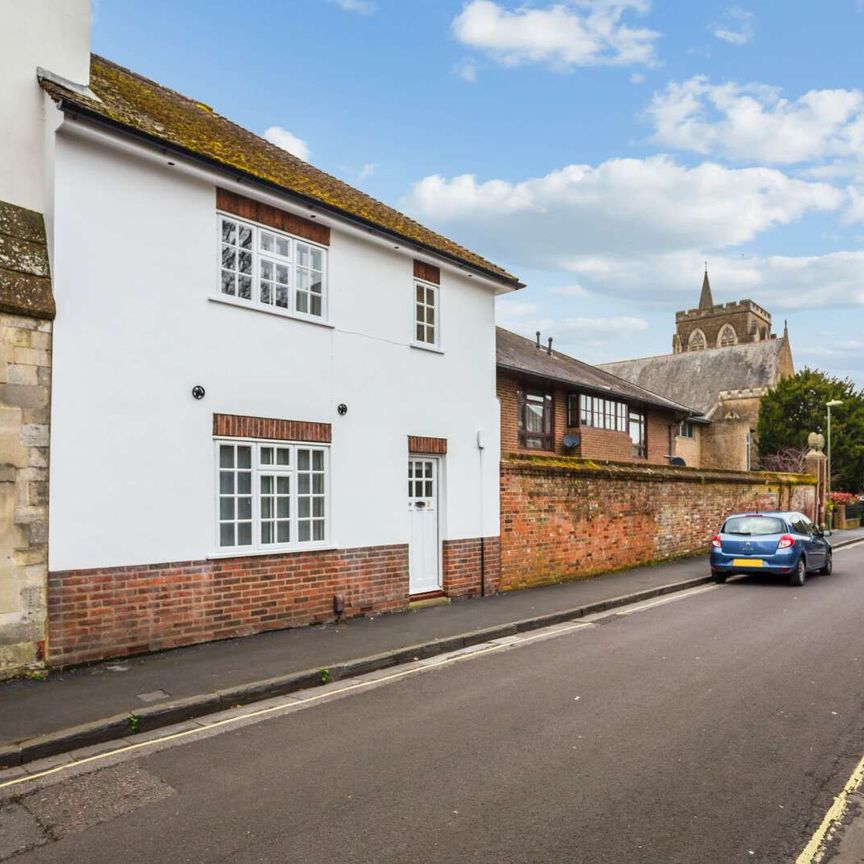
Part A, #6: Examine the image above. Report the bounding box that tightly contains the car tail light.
[711,535,722,548]
[777,534,795,549]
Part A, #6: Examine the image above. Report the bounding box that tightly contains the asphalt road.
[3,541,864,863]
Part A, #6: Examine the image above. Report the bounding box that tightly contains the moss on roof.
[41,55,519,285]
[0,201,54,320]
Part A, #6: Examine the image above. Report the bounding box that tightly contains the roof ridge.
[600,338,785,367]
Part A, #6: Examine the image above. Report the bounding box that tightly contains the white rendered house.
[0,2,521,670]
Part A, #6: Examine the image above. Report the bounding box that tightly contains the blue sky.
[93,0,864,385]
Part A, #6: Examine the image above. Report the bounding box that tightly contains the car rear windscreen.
[723,516,786,535]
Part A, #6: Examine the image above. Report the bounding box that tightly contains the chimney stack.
[547,337,553,356]
[535,331,541,349]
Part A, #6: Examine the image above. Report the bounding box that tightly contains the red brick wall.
[443,537,501,599]
[499,456,815,591]
[497,372,677,465]
[408,436,448,455]
[47,544,408,667]
[213,414,331,443]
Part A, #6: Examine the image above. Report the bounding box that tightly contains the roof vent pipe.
[547,337,553,356]
[536,331,541,349]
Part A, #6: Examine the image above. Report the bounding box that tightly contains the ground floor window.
[216,439,328,552]
[629,410,646,458]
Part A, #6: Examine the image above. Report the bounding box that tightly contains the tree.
[757,367,864,493]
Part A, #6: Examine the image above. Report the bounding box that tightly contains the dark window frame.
[568,392,628,433]
[518,387,554,451]
[629,409,647,459]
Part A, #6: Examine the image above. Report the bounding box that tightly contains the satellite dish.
[670,456,686,467]
[562,433,580,449]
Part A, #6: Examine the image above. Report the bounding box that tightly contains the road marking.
[0,582,720,793]
[835,540,864,553]
[609,584,718,616]
[0,621,596,792]
[795,748,864,864]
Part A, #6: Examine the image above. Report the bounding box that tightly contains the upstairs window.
[678,421,695,438]
[629,410,646,458]
[518,389,553,450]
[571,393,628,432]
[414,280,438,346]
[219,215,327,320]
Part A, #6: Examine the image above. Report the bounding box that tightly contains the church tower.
[673,268,774,353]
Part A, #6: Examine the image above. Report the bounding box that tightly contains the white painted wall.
[48,121,503,571]
[0,0,90,212]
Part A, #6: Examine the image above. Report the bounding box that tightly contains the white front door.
[408,457,441,595]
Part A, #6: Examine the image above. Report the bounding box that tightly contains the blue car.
[710,511,833,587]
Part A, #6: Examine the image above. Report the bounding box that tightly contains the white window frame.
[412,279,440,349]
[214,437,330,555]
[216,212,329,323]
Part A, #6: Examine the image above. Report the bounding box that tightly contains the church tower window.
[718,324,737,347]
[688,329,706,351]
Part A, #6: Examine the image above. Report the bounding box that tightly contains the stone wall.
[0,314,52,676]
[499,455,815,591]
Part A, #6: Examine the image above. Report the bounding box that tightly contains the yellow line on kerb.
[795,748,864,864]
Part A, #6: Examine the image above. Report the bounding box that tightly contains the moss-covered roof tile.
[0,201,54,320]
[41,55,520,286]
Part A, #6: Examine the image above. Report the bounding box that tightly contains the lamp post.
[827,399,843,529]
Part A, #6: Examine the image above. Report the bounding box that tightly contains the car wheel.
[789,557,806,587]
[713,572,728,583]
[819,552,833,575]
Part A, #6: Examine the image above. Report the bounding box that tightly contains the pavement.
[1,525,862,769]
[1,534,864,863]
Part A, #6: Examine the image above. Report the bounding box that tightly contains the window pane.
[312,521,325,541]
[237,523,252,546]
[313,498,324,517]
[238,447,252,469]
[238,472,251,494]
[277,522,291,543]
[238,226,252,249]
[310,295,322,317]
[277,449,291,466]
[220,523,234,547]
[239,251,253,275]
[261,497,273,519]
[299,498,310,518]
[221,271,236,296]
[277,497,290,518]
[298,450,310,470]
[416,284,424,302]
[260,232,274,253]
[299,522,311,542]
[220,446,234,468]
[222,219,237,244]
[262,523,273,544]
[276,237,290,258]
[220,498,234,520]
[261,447,273,465]
[312,451,324,470]
[238,497,252,519]
[238,276,252,300]
[221,246,236,269]
[219,472,234,494]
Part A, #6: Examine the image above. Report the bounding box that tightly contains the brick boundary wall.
[500,455,816,592]
[47,544,409,667]
[443,537,501,598]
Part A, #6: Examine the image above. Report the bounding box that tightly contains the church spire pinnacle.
[699,263,714,310]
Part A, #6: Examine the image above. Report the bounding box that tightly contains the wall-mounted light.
[337,403,348,416]
[192,385,206,400]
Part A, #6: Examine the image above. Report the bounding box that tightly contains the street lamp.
[827,399,843,530]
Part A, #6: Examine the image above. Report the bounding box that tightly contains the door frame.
[407,454,443,596]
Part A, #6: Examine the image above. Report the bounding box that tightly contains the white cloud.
[497,304,650,353]
[327,0,375,13]
[455,58,480,82]
[405,156,842,266]
[263,126,310,161]
[451,0,660,70]
[549,283,589,297]
[647,76,864,165]
[358,162,376,181]
[710,6,754,46]
[630,71,645,84]
[561,250,864,310]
